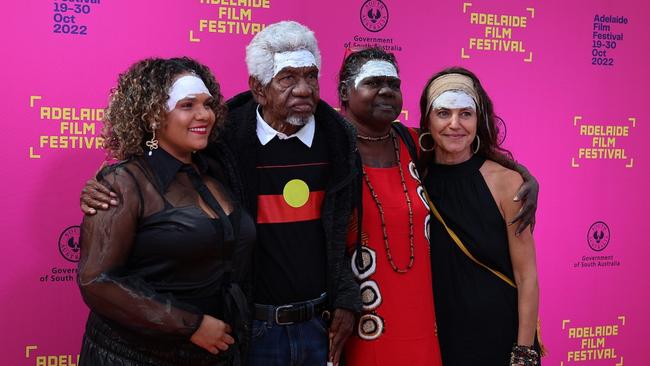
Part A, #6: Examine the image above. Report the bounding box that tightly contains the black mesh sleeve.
[77,166,203,339]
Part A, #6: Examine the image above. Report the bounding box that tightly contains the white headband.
[432,90,476,111]
[166,75,212,111]
[273,49,317,77]
[354,60,399,88]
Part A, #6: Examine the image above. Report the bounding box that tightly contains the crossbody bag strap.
[424,189,547,355]
[424,189,516,288]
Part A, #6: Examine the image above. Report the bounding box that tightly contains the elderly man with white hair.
[79,20,360,366]
[221,21,360,365]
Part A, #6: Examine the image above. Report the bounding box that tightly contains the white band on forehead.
[167,75,212,111]
[354,60,399,88]
[432,90,476,111]
[273,49,317,77]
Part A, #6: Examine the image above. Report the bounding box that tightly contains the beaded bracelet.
[510,344,540,366]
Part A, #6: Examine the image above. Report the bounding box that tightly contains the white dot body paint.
[353,60,399,88]
[166,75,212,111]
[273,49,317,77]
[431,90,476,111]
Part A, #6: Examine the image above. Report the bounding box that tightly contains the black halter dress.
[424,155,527,365]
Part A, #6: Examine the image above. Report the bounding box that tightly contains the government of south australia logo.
[360,0,389,32]
[58,225,81,262]
[587,221,610,251]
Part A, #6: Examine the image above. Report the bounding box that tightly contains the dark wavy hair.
[337,47,399,109]
[103,57,226,160]
[418,67,512,166]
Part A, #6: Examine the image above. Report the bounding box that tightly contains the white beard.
[286,114,311,126]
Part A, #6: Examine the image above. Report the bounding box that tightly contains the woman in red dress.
[337,48,442,366]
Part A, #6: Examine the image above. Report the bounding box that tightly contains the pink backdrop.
[2,0,648,364]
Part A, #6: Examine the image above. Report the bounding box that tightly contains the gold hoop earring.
[472,135,481,154]
[419,132,435,152]
[146,124,159,156]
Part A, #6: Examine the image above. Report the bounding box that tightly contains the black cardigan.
[212,91,361,314]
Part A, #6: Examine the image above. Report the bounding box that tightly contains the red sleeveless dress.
[345,135,442,366]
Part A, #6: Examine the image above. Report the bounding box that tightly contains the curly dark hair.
[418,67,512,166]
[337,47,399,109]
[103,57,226,160]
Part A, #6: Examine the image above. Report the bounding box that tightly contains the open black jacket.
[209,91,361,314]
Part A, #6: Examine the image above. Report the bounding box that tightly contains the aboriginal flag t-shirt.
[254,124,329,305]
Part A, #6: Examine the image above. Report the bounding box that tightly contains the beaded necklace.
[361,132,415,273]
[357,132,391,142]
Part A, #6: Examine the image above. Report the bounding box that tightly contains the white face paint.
[353,60,399,88]
[166,75,212,111]
[273,49,317,77]
[432,90,476,111]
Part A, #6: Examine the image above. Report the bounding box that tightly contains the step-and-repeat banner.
[2,1,648,365]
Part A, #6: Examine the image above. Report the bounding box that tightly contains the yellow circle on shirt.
[283,179,310,208]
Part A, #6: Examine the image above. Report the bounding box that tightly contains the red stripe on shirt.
[257,191,325,224]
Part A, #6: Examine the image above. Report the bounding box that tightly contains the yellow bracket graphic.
[524,52,533,63]
[189,30,200,43]
[618,315,626,325]
[30,95,42,108]
[628,117,636,127]
[616,356,624,366]
[25,345,38,358]
[562,319,571,329]
[625,119,635,168]
[463,2,472,13]
[573,116,582,126]
[29,147,41,159]
[461,48,470,59]
[571,158,580,168]
[526,7,535,19]
[571,117,581,168]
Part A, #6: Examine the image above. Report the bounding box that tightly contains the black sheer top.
[78,148,254,347]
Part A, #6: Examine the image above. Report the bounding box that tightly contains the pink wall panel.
[1,0,647,364]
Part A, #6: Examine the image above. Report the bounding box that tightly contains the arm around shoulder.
[80,163,119,215]
[490,154,539,234]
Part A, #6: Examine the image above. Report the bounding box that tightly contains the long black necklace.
[361,132,415,273]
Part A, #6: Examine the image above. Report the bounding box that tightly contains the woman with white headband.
[419,67,542,366]
[337,48,443,366]
[77,57,254,365]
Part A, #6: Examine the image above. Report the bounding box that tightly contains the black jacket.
[215,91,361,313]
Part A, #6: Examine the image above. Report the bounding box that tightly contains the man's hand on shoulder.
[509,164,539,236]
[81,178,118,215]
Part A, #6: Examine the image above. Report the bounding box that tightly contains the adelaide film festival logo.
[360,0,389,32]
[587,221,610,252]
[58,225,81,262]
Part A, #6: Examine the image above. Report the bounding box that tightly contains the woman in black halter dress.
[418,68,542,366]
